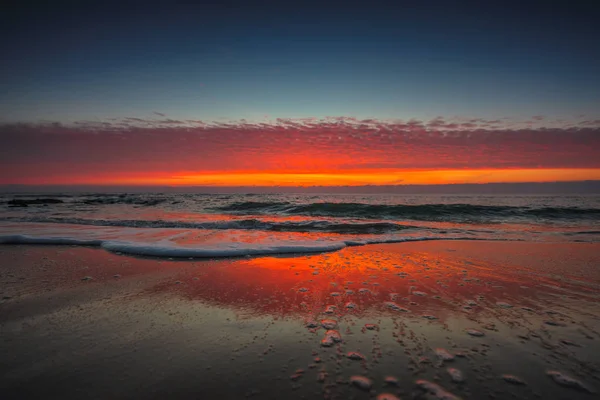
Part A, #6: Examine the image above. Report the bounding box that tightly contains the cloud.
[1,116,599,184]
[152,111,166,117]
[124,117,147,122]
[157,119,184,124]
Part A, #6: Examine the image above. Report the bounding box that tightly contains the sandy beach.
[4,1,600,398]
[1,241,599,399]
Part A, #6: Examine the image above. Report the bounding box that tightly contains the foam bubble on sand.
[384,376,399,385]
[376,394,401,400]
[559,339,579,346]
[435,348,455,361]
[324,305,336,314]
[502,374,526,385]
[496,302,513,308]
[447,368,465,383]
[466,329,485,337]
[305,321,319,328]
[290,371,304,381]
[544,320,566,327]
[321,319,338,329]
[345,302,357,309]
[415,380,462,400]
[350,375,372,390]
[412,291,427,296]
[346,351,366,360]
[546,370,596,393]
[321,330,342,347]
[384,302,409,312]
[317,371,327,382]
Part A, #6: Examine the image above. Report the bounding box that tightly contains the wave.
[2,194,170,206]
[214,201,291,211]
[5,198,64,207]
[0,234,347,257]
[0,216,421,234]
[214,201,600,220]
[81,196,167,206]
[0,233,487,259]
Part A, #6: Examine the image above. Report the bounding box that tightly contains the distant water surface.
[1,193,599,258]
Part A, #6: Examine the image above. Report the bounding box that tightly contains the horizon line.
[2,180,600,187]
[2,180,600,194]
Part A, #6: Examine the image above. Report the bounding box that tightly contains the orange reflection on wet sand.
[151,242,600,323]
[2,241,600,400]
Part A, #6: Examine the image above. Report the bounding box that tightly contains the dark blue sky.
[1,0,599,123]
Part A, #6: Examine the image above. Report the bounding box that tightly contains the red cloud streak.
[1,118,599,185]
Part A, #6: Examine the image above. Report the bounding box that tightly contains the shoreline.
[1,233,598,260]
[1,240,599,399]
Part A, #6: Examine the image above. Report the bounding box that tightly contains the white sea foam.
[101,240,346,258]
[0,221,503,260]
[0,233,347,258]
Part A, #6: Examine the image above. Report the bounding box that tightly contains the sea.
[1,193,599,258]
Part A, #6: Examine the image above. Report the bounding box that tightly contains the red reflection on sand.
[149,244,596,321]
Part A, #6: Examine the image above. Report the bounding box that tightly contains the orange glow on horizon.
[20,168,600,186]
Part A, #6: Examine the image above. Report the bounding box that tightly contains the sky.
[1,0,599,188]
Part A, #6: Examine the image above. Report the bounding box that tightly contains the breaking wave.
[214,201,600,221]
[0,233,485,259]
[0,216,420,235]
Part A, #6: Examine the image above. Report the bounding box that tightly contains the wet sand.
[1,241,599,399]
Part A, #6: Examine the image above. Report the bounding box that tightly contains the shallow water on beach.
[1,194,599,259]
[1,242,598,399]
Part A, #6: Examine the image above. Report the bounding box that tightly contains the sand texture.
[1,241,599,399]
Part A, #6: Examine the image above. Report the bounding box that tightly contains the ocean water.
[1,193,599,258]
